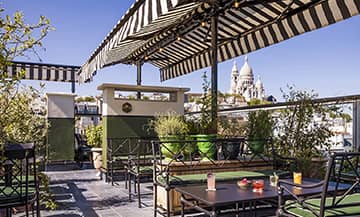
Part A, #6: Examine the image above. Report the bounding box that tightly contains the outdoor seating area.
[1,0,360,217]
[98,137,360,217]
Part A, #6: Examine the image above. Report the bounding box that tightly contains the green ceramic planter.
[160,135,181,160]
[181,136,197,160]
[194,134,217,160]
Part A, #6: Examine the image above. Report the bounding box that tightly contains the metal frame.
[106,137,132,186]
[277,152,360,217]
[127,137,158,208]
[0,143,40,217]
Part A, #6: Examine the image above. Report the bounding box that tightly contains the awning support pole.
[353,101,360,151]
[71,81,75,93]
[136,61,142,99]
[210,15,218,132]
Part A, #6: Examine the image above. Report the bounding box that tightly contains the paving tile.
[4,167,277,217]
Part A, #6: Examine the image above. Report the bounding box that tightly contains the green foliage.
[247,110,274,140]
[0,83,48,149]
[38,172,57,210]
[218,116,247,137]
[189,72,215,134]
[0,8,53,153]
[86,125,103,148]
[0,7,55,209]
[198,72,213,133]
[127,95,136,100]
[275,86,334,176]
[151,111,189,138]
[185,117,200,135]
[0,8,54,76]
[247,98,270,106]
[75,96,96,103]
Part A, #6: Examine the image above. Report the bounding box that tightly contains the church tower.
[255,76,265,99]
[229,61,239,94]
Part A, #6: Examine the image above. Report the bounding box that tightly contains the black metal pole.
[136,62,142,99]
[71,81,75,93]
[211,15,218,132]
[353,101,360,152]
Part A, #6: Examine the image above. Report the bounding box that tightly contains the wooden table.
[175,179,349,217]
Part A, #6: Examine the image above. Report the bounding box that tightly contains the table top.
[175,179,349,207]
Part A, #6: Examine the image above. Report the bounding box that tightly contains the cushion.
[111,156,128,161]
[158,170,269,185]
[0,186,36,204]
[130,165,153,174]
[285,193,360,217]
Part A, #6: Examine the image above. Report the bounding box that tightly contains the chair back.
[128,137,158,173]
[320,152,360,216]
[0,143,36,205]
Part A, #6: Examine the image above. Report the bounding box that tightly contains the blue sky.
[4,1,360,100]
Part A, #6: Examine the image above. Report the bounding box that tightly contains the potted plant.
[190,72,217,160]
[151,111,189,160]
[275,86,334,178]
[218,116,247,159]
[86,125,103,176]
[246,109,274,154]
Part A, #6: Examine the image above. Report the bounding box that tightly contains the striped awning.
[7,61,80,82]
[79,0,201,83]
[79,0,360,82]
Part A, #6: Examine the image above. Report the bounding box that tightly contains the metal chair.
[0,143,40,217]
[277,152,360,217]
[127,138,158,208]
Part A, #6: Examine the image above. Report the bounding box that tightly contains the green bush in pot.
[86,125,103,148]
[275,86,334,178]
[247,109,274,155]
[86,125,103,171]
[151,111,189,160]
[190,72,217,160]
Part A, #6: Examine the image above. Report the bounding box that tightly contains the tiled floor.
[39,169,154,217]
[4,167,276,217]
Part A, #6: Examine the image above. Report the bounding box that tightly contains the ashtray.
[237,178,252,189]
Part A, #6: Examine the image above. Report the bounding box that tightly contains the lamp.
[234,0,240,8]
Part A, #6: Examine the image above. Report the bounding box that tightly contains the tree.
[275,86,334,177]
[0,8,53,153]
[0,7,56,209]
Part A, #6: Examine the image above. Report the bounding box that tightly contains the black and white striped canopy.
[79,0,360,82]
[7,61,80,82]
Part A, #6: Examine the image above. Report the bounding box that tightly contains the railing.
[185,94,360,152]
[75,105,100,115]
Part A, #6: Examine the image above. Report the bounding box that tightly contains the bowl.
[237,180,252,189]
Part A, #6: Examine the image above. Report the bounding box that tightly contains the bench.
[277,152,360,217]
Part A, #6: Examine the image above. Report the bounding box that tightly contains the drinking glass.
[269,175,279,187]
[252,179,264,192]
[293,172,302,186]
[207,173,216,191]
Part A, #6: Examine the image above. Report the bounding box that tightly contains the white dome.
[239,56,253,77]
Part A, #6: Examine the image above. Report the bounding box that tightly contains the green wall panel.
[47,118,75,161]
[102,116,155,168]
